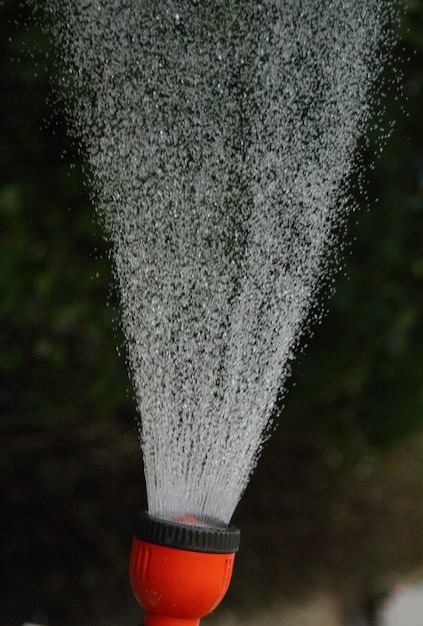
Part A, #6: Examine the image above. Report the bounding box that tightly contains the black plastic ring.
[133,511,240,554]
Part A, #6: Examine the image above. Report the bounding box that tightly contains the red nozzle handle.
[130,538,236,626]
[130,513,239,626]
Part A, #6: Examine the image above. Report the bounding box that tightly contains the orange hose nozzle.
[130,512,240,626]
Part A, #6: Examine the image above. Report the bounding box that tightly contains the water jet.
[35,0,399,622]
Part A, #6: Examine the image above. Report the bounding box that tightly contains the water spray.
[130,512,240,626]
[35,0,399,622]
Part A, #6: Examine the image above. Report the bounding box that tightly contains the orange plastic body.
[130,537,236,626]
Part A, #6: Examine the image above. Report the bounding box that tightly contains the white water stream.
[39,0,397,526]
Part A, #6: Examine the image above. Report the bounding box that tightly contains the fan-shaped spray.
[40,0,396,526]
[37,2,399,621]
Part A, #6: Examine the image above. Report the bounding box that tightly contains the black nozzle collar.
[133,511,240,554]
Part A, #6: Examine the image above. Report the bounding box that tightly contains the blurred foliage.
[0,0,422,447]
[0,0,130,425]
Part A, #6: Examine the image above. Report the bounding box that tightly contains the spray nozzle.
[130,511,240,626]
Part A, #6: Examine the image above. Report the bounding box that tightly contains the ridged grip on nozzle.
[134,511,240,553]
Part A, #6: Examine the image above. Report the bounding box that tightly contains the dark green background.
[1,1,422,624]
